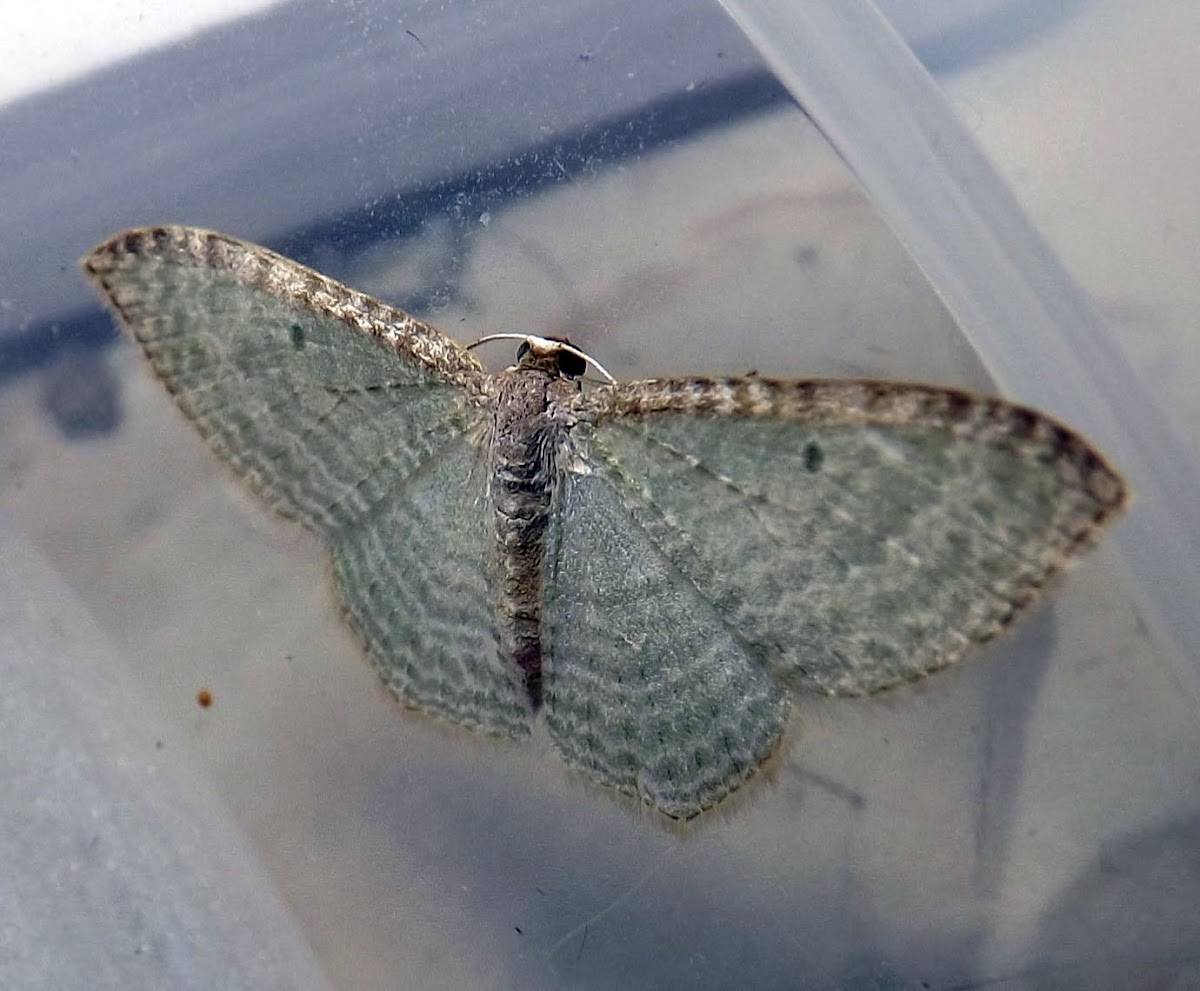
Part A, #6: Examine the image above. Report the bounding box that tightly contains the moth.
[82,226,1127,819]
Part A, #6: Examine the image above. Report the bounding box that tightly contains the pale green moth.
[82,226,1127,819]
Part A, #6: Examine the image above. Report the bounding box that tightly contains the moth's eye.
[557,349,587,379]
[516,340,531,361]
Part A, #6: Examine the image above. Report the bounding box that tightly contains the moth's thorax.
[489,367,577,472]
[487,366,580,708]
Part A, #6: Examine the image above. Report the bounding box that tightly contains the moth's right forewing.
[580,378,1126,697]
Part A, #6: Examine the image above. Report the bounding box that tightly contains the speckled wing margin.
[81,226,487,534]
[80,226,531,733]
[567,377,1127,700]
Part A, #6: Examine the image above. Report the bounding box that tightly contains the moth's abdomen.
[492,477,551,705]
[488,372,572,707]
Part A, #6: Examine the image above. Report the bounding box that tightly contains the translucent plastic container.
[2,1,1196,988]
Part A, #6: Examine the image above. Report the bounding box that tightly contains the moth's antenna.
[466,332,533,350]
[467,333,616,384]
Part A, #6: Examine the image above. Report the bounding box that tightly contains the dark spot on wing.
[290,323,306,350]
[803,440,824,473]
[1008,405,1040,439]
[942,389,976,422]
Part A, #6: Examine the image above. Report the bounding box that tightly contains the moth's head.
[464,332,615,384]
[515,335,588,380]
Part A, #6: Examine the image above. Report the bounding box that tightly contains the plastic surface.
[2,1,1197,988]
[0,514,333,990]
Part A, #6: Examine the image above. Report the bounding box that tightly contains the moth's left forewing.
[82,226,485,388]
[82,226,526,736]
[81,226,489,534]
[572,377,1127,698]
